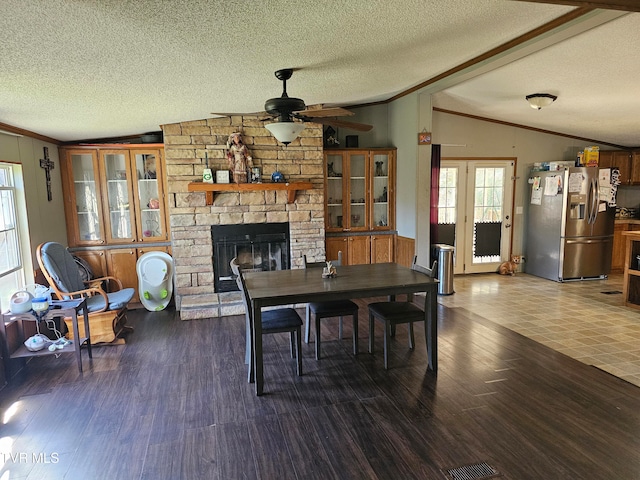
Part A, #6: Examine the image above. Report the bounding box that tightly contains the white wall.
[335,104,390,149]
[432,110,613,258]
[345,103,618,264]
[0,133,67,282]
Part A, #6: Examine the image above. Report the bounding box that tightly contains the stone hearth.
[162,116,325,319]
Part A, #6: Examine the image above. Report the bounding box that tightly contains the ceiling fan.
[263,68,373,130]
[213,68,373,144]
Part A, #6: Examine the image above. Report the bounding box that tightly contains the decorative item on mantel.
[226,132,252,183]
[251,167,262,183]
[271,165,285,183]
[216,170,230,184]
[202,152,213,183]
[322,261,337,278]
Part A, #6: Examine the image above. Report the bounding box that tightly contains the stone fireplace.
[161,116,325,319]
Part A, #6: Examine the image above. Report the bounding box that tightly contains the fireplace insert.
[212,222,290,292]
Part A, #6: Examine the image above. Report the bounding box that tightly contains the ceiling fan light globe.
[265,122,305,145]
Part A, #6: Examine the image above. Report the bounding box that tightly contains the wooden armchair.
[36,242,135,344]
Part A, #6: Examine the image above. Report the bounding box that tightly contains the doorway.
[437,159,515,274]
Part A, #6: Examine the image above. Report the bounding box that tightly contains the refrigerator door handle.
[589,178,598,224]
[565,238,609,245]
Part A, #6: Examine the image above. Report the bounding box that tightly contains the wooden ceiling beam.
[511,0,640,12]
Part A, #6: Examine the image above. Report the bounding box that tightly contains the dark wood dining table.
[242,262,439,395]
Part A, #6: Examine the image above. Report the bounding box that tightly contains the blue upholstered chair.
[36,242,135,344]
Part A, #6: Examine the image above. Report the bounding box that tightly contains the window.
[0,163,25,311]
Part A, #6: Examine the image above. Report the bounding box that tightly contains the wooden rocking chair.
[36,242,135,344]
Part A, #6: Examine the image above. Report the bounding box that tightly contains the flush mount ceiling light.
[526,93,557,110]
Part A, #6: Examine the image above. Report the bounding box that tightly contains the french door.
[438,160,514,274]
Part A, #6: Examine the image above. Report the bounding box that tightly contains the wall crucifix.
[39,147,55,201]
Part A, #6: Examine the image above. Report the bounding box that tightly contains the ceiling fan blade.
[297,107,354,118]
[210,111,267,117]
[310,117,373,132]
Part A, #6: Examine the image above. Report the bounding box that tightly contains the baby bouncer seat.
[136,251,174,311]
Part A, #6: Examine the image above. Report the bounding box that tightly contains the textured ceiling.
[1,1,636,146]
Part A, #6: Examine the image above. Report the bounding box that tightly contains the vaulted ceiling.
[1,1,639,147]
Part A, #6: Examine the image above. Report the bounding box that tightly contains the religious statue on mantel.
[226,132,253,183]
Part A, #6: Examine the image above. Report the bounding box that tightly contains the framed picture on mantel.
[216,170,230,184]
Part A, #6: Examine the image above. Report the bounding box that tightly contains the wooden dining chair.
[230,257,303,382]
[368,257,437,369]
[303,251,358,360]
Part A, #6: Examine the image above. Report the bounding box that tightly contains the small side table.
[0,298,92,377]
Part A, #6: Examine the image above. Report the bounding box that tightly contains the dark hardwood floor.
[1,299,639,479]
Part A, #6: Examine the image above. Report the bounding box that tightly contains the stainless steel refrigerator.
[525,167,615,282]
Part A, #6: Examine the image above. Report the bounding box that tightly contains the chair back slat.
[230,257,252,322]
[304,250,343,269]
[410,255,438,278]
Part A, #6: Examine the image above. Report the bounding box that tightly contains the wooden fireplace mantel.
[187,181,314,205]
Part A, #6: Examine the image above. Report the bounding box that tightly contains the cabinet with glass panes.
[324,148,396,264]
[60,145,170,305]
[60,146,169,247]
[324,149,395,233]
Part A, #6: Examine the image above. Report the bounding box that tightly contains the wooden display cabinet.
[324,149,395,232]
[326,234,394,266]
[60,145,169,247]
[60,149,105,246]
[324,148,396,265]
[60,144,171,307]
[326,236,370,265]
[371,234,394,263]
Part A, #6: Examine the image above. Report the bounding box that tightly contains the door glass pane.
[326,154,344,228]
[71,153,102,241]
[349,155,366,228]
[472,167,504,263]
[135,153,162,238]
[437,167,457,246]
[104,153,132,239]
[372,153,389,227]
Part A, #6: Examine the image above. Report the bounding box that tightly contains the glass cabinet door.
[325,153,346,231]
[348,153,367,230]
[132,151,166,241]
[101,150,136,243]
[70,151,104,244]
[371,152,391,229]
